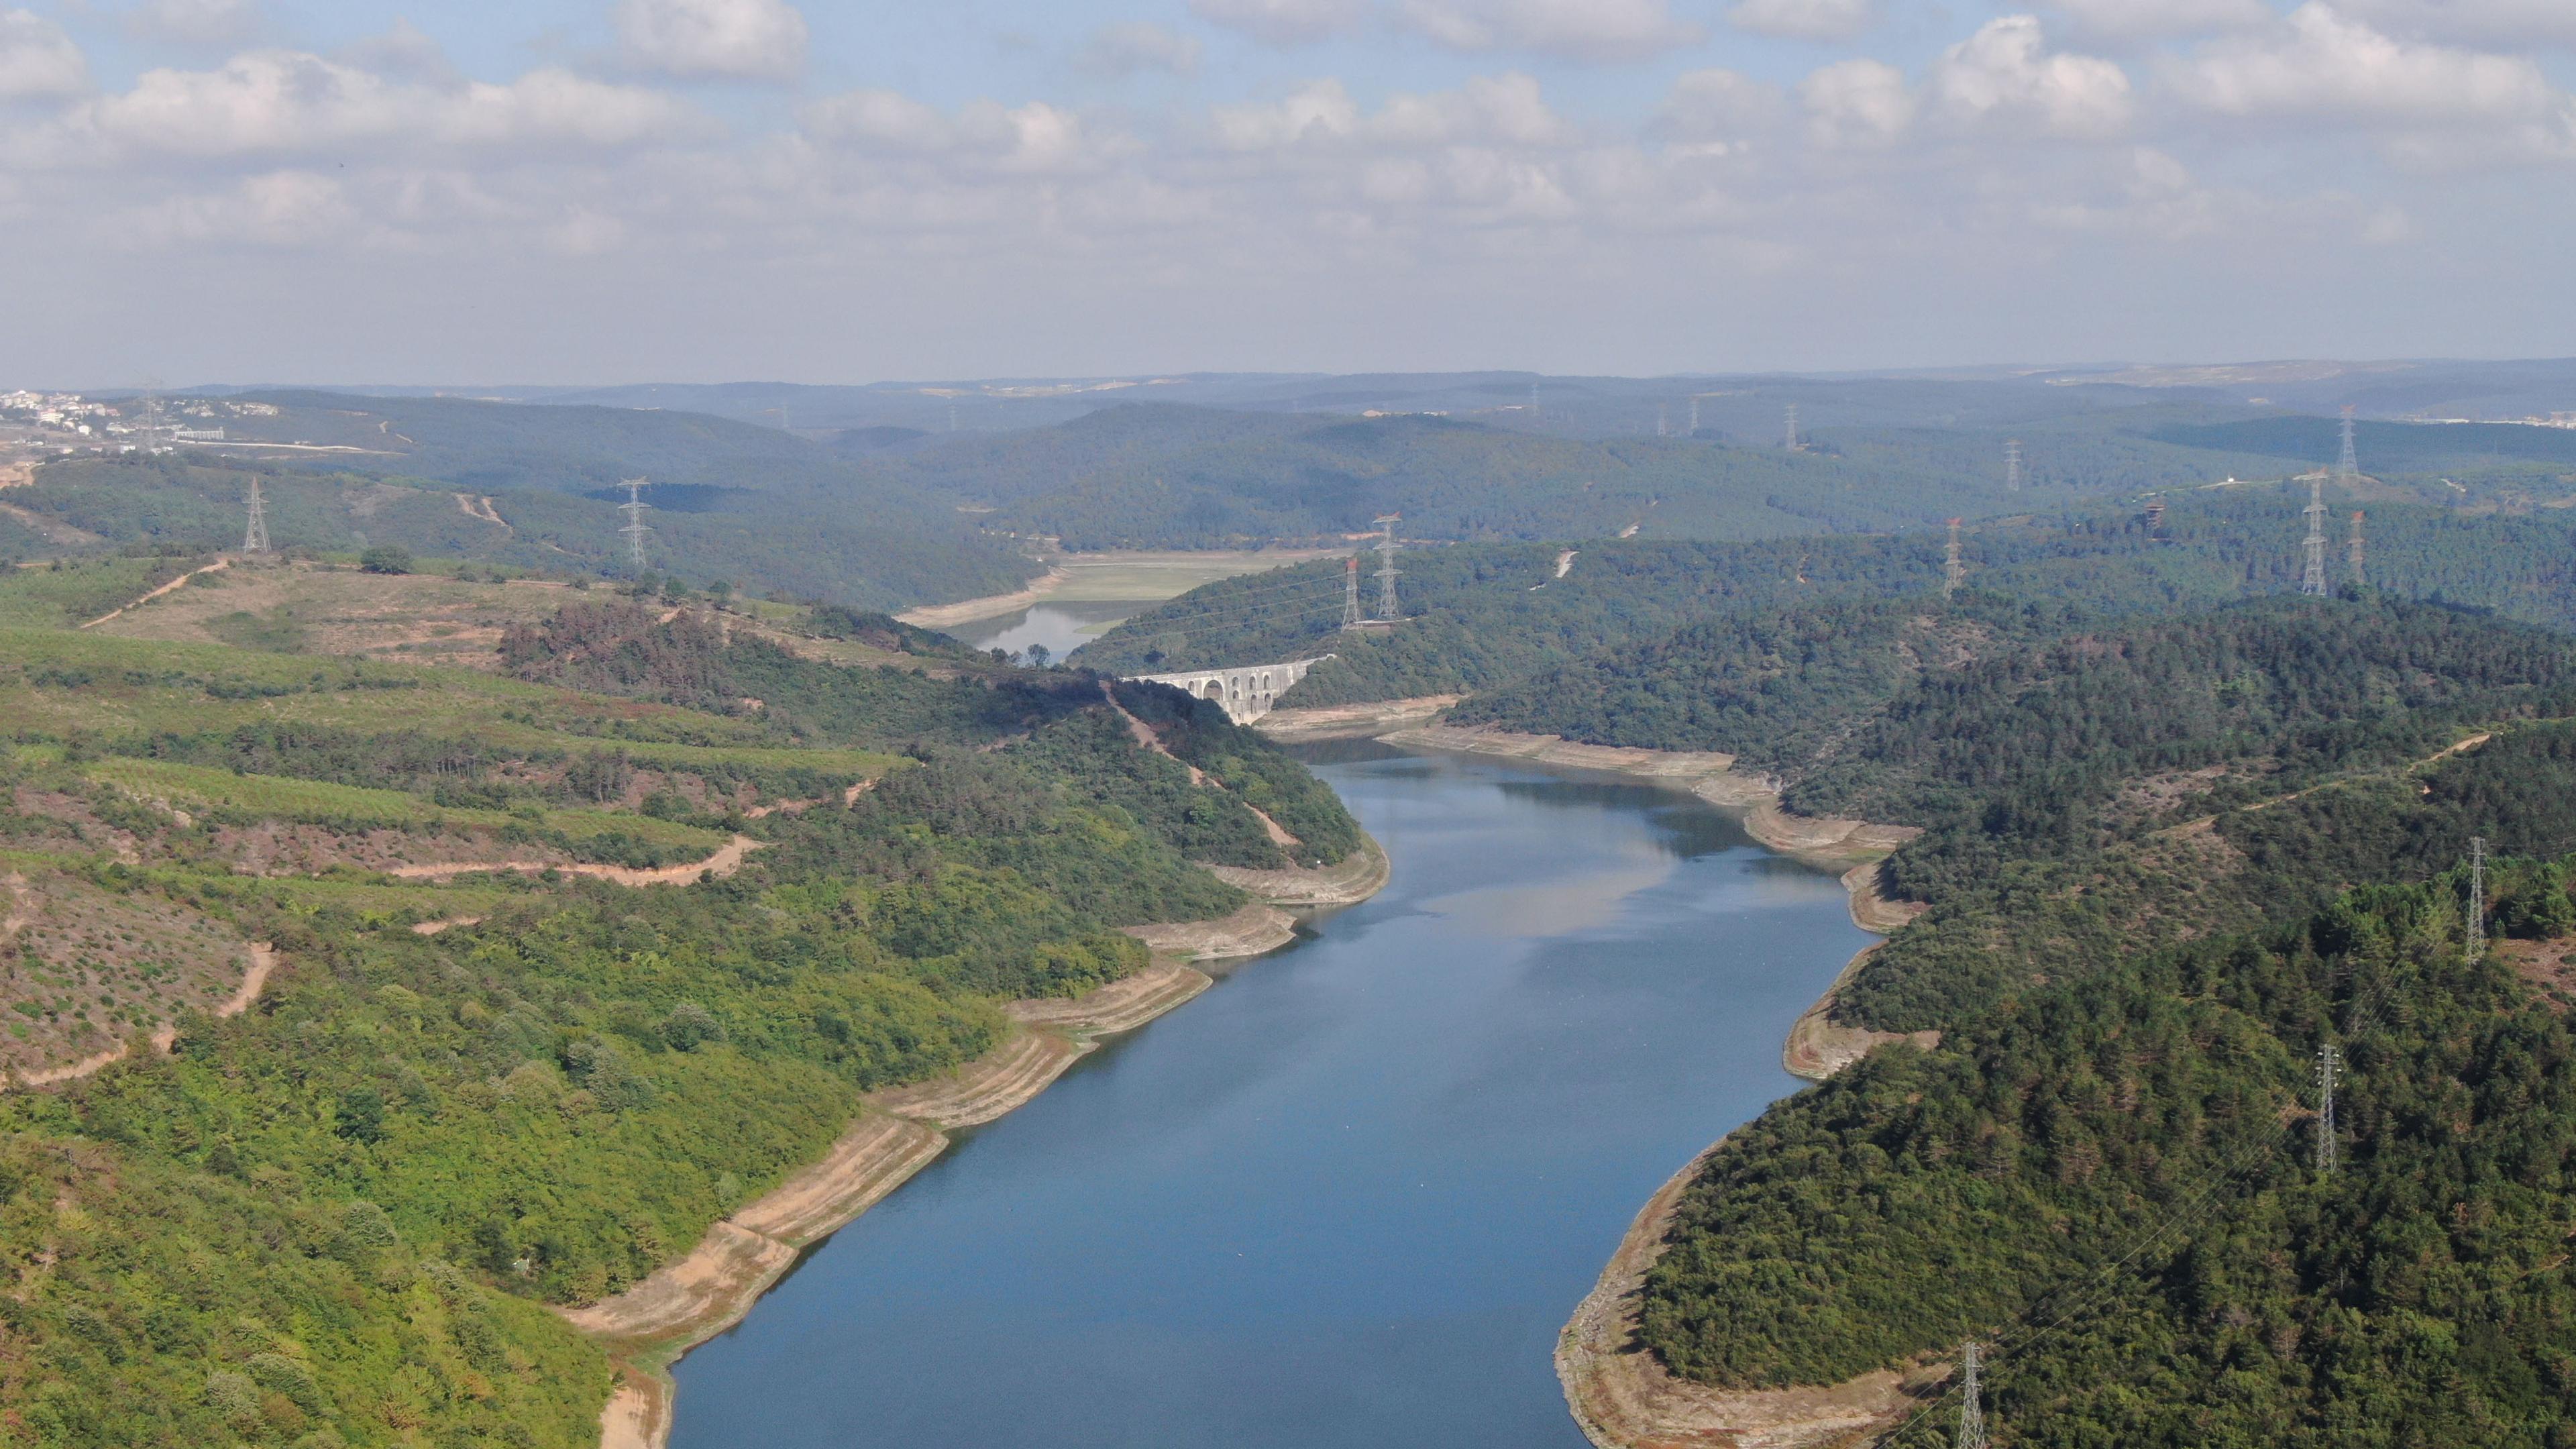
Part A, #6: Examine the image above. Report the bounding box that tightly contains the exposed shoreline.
[576,839,1389,1449]
[894,566,1071,629]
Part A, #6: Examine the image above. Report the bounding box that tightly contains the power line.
[1373,515,1402,622]
[1873,938,2425,1449]
[241,478,269,554]
[2300,476,2328,596]
[620,478,651,571]
[2467,835,2487,961]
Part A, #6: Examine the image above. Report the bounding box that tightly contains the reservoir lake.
[667,743,1874,1448]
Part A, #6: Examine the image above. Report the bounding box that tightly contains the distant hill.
[7,390,1042,610]
[875,399,2301,551]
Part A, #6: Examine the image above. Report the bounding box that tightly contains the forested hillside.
[1564,589,2576,1446]
[1081,490,2576,707]
[876,400,2298,551]
[0,582,1356,1446]
[1646,858,2576,1448]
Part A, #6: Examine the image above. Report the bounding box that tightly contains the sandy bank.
[1008,961,1215,1034]
[1205,835,1391,908]
[864,1029,1089,1130]
[1255,695,1462,743]
[1558,1139,1939,1449]
[896,567,1071,629]
[1120,901,1299,960]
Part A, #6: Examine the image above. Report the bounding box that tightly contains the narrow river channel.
[667,743,1874,1448]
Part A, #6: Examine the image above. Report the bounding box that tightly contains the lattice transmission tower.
[2467,836,2489,961]
[2337,405,2360,484]
[2300,477,2328,596]
[2316,1043,2340,1175]
[1340,556,1362,629]
[620,478,652,571]
[241,478,270,554]
[1783,403,1801,452]
[1945,518,1965,598]
[1373,515,1402,622]
[2004,438,2024,492]
[2348,511,2365,588]
[1957,1340,1989,1449]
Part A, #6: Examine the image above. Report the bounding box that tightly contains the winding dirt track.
[384,834,763,885]
[8,942,276,1089]
[80,557,231,629]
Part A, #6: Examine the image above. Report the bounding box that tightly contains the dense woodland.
[1571,590,2576,1444]
[0,586,1359,1448]
[1083,490,2576,702]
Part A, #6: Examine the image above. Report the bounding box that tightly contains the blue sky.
[5,0,2575,384]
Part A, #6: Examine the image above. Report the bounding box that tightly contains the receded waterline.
[666,747,1874,1449]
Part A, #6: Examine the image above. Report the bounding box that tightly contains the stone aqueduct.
[1124,656,1334,725]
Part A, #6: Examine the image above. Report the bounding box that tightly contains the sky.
[1,0,2572,386]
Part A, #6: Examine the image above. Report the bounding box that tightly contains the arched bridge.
[1124,656,1334,725]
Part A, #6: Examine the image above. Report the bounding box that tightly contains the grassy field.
[0,626,903,781]
[83,757,732,852]
[0,556,199,629]
[89,557,586,667]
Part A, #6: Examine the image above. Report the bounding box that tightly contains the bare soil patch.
[1121,902,1297,960]
[864,1030,1088,1130]
[0,871,266,1083]
[1008,961,1214,1034]
[385,834,761,886]
[1255,696,1462,743]
[1206,835,1391,908]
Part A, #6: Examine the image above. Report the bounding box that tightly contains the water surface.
[961,600,1150,659]
[668,747,1872,1448]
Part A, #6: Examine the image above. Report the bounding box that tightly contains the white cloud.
[139,168,356,247]
[335,19,456,83]
[0,9,88,100]
[800,91,1108,174]
[72,52,707,158]
[2037,0,2272,42]
[1212,72,1572,151]
[1077,21,1202,76]
[1727,0,1881,42]
[1186,0,1366,46]
[124,0,266,46]
[1397,0,1703,62]
[2174,3,2563,123]
[1210,78,1360,147]
[2339,0,2576,47]
[1651,68,1786,146]
[616,0,808,82]
[1798,58,1915,147]
[1930,17,2133,138]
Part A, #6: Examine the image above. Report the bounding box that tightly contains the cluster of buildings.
[0,391,280,458]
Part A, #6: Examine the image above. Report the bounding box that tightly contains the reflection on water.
[961,600,1152,659]
[666,747,1874,1449]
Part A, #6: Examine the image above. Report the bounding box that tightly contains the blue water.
[667,746,1872,1448]
[963,600,1146,661]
